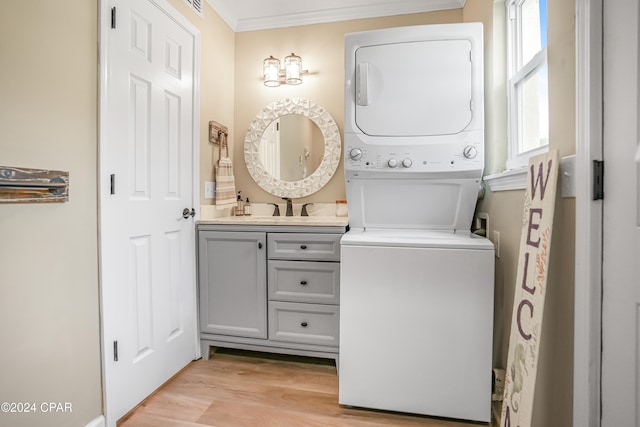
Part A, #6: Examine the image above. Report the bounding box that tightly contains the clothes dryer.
[339,23,495,423]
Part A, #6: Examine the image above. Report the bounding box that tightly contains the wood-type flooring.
[119,349,495,427]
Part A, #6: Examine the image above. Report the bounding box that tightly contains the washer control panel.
[345,142,484,173]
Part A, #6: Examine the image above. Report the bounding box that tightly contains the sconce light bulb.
[263,55,281,87]
[284,52,302,85]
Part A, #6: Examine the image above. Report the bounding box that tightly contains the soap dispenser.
[234,191,244,216]
[244,197,252,216]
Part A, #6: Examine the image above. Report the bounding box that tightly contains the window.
[506,0,548,170]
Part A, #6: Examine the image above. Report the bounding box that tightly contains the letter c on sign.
[517,299,534,340]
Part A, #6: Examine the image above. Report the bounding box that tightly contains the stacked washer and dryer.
[338,23,495,423]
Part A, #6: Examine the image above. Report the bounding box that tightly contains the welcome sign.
[500,150,560,427]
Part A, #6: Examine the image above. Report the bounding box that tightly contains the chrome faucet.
[282,197,293,216]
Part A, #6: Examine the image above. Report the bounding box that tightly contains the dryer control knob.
[463,145,478,159]
[349,148,363,160]
[402,158,413,168]
[388,158,398,168]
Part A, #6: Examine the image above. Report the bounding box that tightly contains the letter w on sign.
[500,150,559,427]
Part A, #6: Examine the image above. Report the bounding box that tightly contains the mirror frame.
[244,98,342,198]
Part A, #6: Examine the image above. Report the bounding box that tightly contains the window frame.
[505,0,549,170]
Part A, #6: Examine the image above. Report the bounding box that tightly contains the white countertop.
[198,215,349,226]
[198,203,349,227]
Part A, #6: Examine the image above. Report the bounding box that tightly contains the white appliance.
[339,23,495,423]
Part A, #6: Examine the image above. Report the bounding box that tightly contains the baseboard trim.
[86,415,105,427]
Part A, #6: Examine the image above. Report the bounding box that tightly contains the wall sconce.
[263,53,308,87]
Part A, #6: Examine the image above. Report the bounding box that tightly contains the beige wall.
[468,0,577,425]
[532,0,576,424]
[0,2,102,426]
[0,1,576,426]
[464,0,508,176]
[0,1,235,426]
[162,1,237,207]
[231,10,463,205]
[143,0,237,421]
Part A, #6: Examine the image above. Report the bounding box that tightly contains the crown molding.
[207,0,466,32]
[206,0,239,30]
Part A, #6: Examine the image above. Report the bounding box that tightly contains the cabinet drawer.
[268,301,339,347]
[268,260,339,304]
[268,233,341,261]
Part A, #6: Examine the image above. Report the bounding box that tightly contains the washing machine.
[338,23,495,423]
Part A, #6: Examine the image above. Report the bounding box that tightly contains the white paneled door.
[99,0,199,425]
[602,0,640,425]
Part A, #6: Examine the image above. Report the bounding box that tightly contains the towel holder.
[209,120,228,145]
[209,120,231,183]
[0,166,69,203]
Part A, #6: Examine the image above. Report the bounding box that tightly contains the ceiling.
[205,0,467,32]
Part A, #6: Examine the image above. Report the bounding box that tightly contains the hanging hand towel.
[215,134,237,210]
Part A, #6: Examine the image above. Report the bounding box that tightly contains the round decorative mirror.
[244,98,342,198]
[259,114,325,182]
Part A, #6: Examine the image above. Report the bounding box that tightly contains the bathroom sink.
[198,203,348,226]
[197,215,348,226]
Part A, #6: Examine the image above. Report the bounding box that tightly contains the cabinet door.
[199,231,267,338]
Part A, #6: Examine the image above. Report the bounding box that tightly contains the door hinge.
[110,174,115,195]
[593,160,604,200]
[111,7,116,29]
[113,340,118,362]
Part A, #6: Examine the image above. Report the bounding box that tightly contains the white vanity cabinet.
[197,223,346,362]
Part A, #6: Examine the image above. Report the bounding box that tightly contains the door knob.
[182,208,195,219]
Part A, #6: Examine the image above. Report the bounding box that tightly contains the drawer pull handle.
[300,322,308,328]
[258,242,263,249]
[300,244,307,250]
[300,280,308,286]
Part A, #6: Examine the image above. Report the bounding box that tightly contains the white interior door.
[602,1,640,425]
[99,0,199,425]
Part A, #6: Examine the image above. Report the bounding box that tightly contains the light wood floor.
[119,349,494,427]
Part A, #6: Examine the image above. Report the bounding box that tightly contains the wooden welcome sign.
[500,150,559,427]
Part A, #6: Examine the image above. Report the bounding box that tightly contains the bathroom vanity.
[197,98,346,362]
[197,216,347,362]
